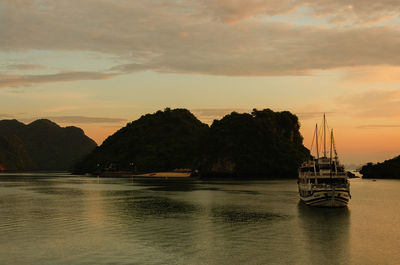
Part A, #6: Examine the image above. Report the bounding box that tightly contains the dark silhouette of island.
[200,109,310,178]
[74,108,209,174]
[0,119,97,172]
[360,156,400,179]
[74,108,310,178]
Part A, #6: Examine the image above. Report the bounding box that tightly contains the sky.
[1,0,400,165]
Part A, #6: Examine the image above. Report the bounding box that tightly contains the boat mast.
[329,128,333,179]
[332,129,338,173]
[315,123,319,159]
[323,113,327,157]
[330,129,333,165]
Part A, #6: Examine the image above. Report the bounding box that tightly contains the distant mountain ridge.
[0,119,97,172]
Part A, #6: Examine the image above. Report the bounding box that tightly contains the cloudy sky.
[1,0,400,164]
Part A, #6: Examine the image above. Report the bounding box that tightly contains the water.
[0,175,399,265]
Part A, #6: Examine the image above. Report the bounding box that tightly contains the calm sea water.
[0,175,399,265]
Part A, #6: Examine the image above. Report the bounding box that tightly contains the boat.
[298,114,351,207]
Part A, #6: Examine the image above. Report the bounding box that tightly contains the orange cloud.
[204,0,400,25]
[337,89,400,118]
[344,66,400,83]
[20,116,126,125]
[4,64,44,71]
[1,1,400,78]
[0,71,118,88]
[205,0,296,23]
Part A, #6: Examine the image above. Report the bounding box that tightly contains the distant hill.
[74,108,209,174]
[0,134,35,171]
[0,119,97,172]
[200,109,310,178]
[360,156,400,179]
[75,108,310,178]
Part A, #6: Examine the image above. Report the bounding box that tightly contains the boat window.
[316,178,347,184]
[319,164,331,169]
[300,167,314,172]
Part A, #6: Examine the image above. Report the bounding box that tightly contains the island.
[0,119,97,172]
[360,156,400,179]
[74,108,310,178]
[74,108,209,175]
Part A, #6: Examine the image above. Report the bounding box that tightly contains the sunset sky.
[1,0,400,165]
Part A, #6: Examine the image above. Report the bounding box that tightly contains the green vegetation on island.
[0,119,97,172]
[75,108,310,178]
[360,156,400,179]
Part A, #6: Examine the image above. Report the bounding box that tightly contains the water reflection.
[120,195,199,217]
[297,203,350,265]
[212,206,287,223]
[5,176,400,265]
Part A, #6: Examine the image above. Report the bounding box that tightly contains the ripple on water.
[1,176,400,265]
[211,207,289,224]
[119,196,200,218]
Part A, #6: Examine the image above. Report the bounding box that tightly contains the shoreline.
[98,171,192,178]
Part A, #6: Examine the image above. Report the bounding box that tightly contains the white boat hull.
[299,190,350,207]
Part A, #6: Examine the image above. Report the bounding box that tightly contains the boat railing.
[312,183,349,189]
[319,173,347,176]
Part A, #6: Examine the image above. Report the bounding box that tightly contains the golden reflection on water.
[297,203,350,265]
[1,176,400,265]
